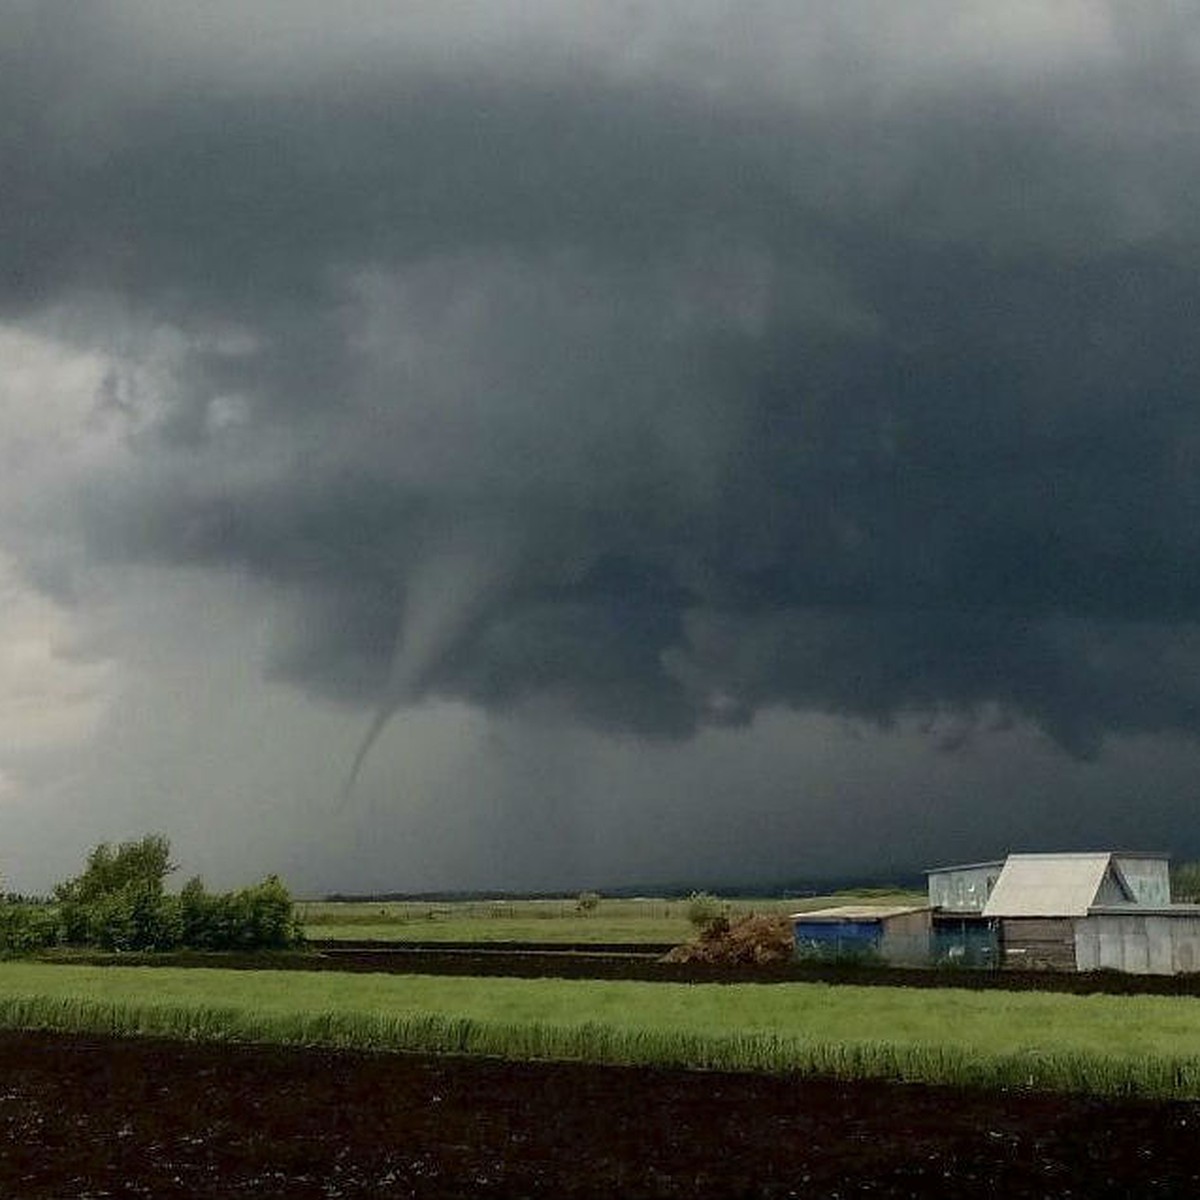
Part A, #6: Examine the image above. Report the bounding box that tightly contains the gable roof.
[792,905,928,923]
[982,853,1131,918]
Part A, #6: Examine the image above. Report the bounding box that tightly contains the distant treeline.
[320,877,927,904]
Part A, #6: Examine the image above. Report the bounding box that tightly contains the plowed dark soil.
[74,943,1200,994]
[0,1031,1196,1198]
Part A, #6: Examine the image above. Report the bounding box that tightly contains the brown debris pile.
[664,913,794,965]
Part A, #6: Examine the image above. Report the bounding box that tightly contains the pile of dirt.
[663,913,794,965]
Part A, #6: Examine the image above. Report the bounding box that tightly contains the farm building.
[926,851,1200,975]
[924,859,1005,966]
[926,859,1004,913]
[791,905,931,965]
[792,852,1200,973]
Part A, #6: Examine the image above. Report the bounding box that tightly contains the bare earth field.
[0,1031,1197,1198]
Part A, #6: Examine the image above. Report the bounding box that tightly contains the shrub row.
[2,877,302,955]
[54,876,302,953]
[0,836,303,954]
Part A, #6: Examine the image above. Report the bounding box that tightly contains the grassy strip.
[296,893,923,944]
[2,991,1200,1098]
[3,964,1200,1098]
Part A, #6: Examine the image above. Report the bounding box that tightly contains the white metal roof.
[923,860,1005,876]
[982,853,1127,918]
[792,904,929,922]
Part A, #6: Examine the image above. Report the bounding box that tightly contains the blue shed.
[792,905,931,965]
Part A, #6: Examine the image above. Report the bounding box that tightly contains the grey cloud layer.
[8,3,1200,756]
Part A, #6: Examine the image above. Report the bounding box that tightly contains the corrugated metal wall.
[1075,913,1200,975]
[793,920,883,961]
[795,912,933,965]
[880,910,933,965]
[1112,857,1172,906]
[927,865,1001,913]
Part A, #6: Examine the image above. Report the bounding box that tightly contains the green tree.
[54,834,176,949]
[55,834,174,905]
[1172,861,1200,903]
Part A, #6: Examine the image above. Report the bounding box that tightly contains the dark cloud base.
[9,5,1200,768]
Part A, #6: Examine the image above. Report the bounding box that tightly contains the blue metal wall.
[794,920,883,960]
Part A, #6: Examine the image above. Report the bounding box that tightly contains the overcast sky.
[5,2,1200,895]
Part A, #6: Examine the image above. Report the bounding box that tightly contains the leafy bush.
[80,880,184,952]
[0,904,60,955]
[55,835,174,905]
[178,874,302,950]
[686,891,727,932]
[54,834,176,950]
[575,891,602,914]
[33,835,304,954]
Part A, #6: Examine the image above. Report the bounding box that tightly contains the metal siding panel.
[880,926,932,966]
[793,921,882,941]
[1123,928,1150,974]
[1113,857,1172,906]
[794,923,846,944]
[1082,913,1181,976]
[1094,869,1128,906]
[1074,923,1098,971]
[1146,919,1173,975]
[1166,917,1200,974]
[928,865,999,912]
[884,910,932,938]
[795,920,884,962]
[1175,932,1200,973]
[1097,930,1123,971]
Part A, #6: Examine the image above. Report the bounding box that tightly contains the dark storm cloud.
[10,3,1200,758]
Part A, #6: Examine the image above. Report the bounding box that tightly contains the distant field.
[296,891,923,943]
[2,962,1200,1097]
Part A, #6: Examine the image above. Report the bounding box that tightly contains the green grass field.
[3,962,1200,1097]
[296,891,923,943]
